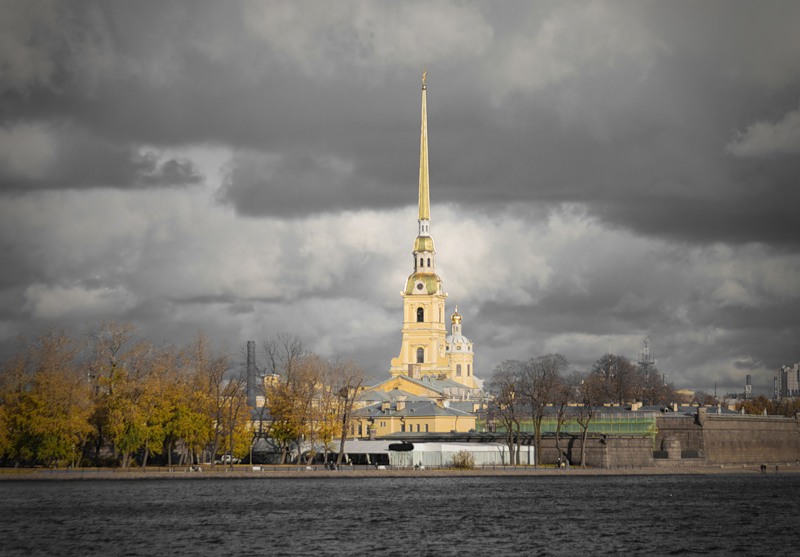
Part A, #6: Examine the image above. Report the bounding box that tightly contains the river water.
[1,474,798,556]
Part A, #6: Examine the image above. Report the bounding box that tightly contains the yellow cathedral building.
[354,72,483,438]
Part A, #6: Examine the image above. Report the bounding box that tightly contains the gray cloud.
[726,104,800,157]
[0,122,203,190]
[1,1,799,397]
[217,150,406,217]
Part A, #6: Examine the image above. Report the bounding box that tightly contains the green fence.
[481,414,658,437]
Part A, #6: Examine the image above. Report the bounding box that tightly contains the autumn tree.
[262,335,324,464]
[774,398,800,417]
[333,359,365,466]
[312,359,341,464]
[576,372,604,468]
[520,354,567,465]
[296,354,331,464]
[219,370,249,467]
[487,361,525,465]
[135,346,183,469]
[738,396,800,417]
[185,333,247,468]
[639,364,671,405]
[263,333,305,379]
[102,339,161,468]
[265,377,307,464]
[86,324,218,468]
[687,390,716,406]
[0,350,28,464]
[553,371,581,463]
[92,330,213,469]
[86,321,137,463]
[260,334,366,466]
[0,332,93,467]
[591,353,639,405]
[162,369,211,467]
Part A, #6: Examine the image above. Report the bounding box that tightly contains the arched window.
[467,364,471,376]
[419,258,424,268]
[416,347,424,363]
[417,307,424,322]
[456,364,462,376]
[427,258,431,267]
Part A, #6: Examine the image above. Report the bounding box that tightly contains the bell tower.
[390,71,450,380]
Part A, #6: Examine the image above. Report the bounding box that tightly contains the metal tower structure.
[638,336,659,403]
[638,336,656,374]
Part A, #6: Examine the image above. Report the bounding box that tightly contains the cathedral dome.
[447,305,472,352]
[446,332,472,352]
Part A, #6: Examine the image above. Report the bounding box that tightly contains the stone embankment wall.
[551,410,800,468]
[538,435,654,468]
[655,409,800,466]
[699,413,800,465]
[603,436,655,468]
[654,415,704,455]
[397,410,800,468]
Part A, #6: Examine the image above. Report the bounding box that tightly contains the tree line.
[736,395,800,417]
[487,353,675,467]
[0,324,363,468]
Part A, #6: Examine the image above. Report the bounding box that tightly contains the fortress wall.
[655,412,800,465]
[397,413,800,468]
[655,415,704,454]
[700,415,800,465]
[550,413,800,468]
[539,435,653,468]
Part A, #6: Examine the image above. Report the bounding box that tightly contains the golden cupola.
[446,305,472,354]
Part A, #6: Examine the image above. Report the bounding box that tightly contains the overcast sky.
[2,1,799,395]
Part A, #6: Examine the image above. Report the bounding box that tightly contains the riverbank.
[3,463,799,480]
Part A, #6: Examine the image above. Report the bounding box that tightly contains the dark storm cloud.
[217,150,407,217]
[430,57,800,247]
[1,1,418,147]
[2,0,800,396]
[5,1,797,248]
[0,123,203,191]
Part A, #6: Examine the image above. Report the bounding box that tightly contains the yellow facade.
[389,286,450,379]
[352,405,476,439]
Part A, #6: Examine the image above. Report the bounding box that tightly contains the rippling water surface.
[2,474,798,556]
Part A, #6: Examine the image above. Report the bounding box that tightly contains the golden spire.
[418,69,430,222]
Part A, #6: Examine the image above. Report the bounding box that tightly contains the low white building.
[389,442,533,467]
[334,439,534,467]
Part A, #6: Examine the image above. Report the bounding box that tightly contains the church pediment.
[365,375,444,399]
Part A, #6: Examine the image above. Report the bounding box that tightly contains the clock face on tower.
[416,282,424,290]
